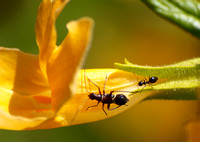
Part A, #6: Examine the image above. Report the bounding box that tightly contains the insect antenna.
[84,68,90,93]
[87,75,101,94]
[110,90,138,95]
[70,98,89,124]
[70,68,91,124]
[133,73,139,83]
[103,75,108,94]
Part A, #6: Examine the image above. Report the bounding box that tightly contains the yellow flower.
[0,0,92,130]
[0,0,137,130]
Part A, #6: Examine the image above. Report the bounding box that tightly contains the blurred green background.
[0,0,200,142]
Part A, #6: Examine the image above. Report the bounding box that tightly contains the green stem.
[115,58,200,100]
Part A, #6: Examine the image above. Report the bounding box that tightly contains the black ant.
[138,76,158,89]
[86,76,130,116]
[70,70,133,123]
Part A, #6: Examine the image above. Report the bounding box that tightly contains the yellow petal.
[0,109,47,130]
[0,47,48,96]
[47,17,94,110]
[35,0,69,73]
[0,47,53,130]
[55,69,140,127]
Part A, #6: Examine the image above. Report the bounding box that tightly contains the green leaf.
[115,58,200,100]
[141,0,200,38]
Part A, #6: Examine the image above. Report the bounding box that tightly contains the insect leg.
[86,101,100,111]
[147,76,155,89]
[102,103,107,116]
[107,104,121,110]
[148,83,155,89]
[140,82,146,92]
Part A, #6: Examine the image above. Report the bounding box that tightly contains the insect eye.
[114,94,129,105]
[88,93,96,100]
